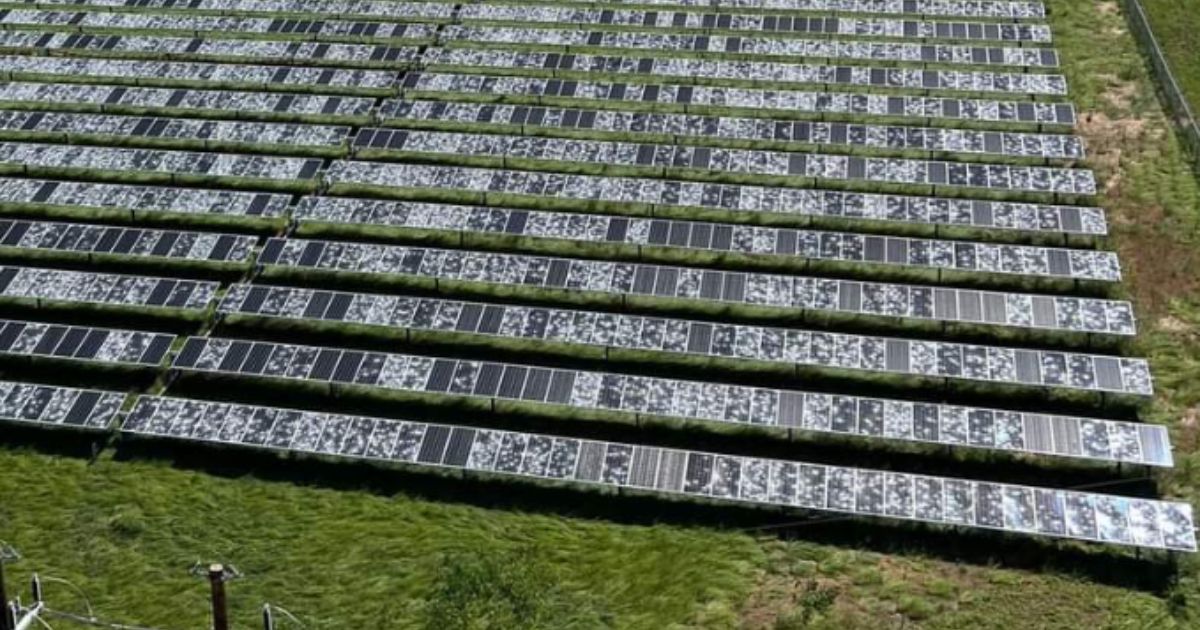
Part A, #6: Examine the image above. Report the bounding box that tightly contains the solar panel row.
[422,48,1068,96]
[351,128,1096,194]
[217,283,1169,465]
[258,237,1133,334]
[0,219,257,263]
[0,82,375,119]
[121,396,1195,552]
[0,380,124,430]
[442,26,1060,68]
[326,162,1103,234]
[456,6,1055,41]
[403,73,1079,126]
[294,197,1116,282]
[0,318,174,366]
[380,99,1086,160]
[0,265,218,310]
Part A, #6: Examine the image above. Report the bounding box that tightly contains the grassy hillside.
[3,0,1200,628]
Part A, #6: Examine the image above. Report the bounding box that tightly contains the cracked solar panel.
[0,178,289,217]
[294,198,1116,281]
[0,83,375,119]
[168,333,1172,465]
[256,238,1131,332]
[350,128,1095,194]
[0,10,440,41]
[0,319,174,366]
[23,0,456,20]
[187,309,1153,403]
[403,73,1078,126]
[379,100,1085,160]
[328,163,1102,235]
[0,111,350,148]
[421,48,1068,96]
[0,219,257,263]
[0,380,124,430]
[0,56,400,92]
[0,266,217,310]
[122,396,1194,552]
[442,26,1059,68]
[457,6,1054,42]
[0,32,423,68]
[468,0,1048,20]
[0,142,322,181]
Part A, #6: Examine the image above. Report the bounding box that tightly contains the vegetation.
[1140,0,1200,116]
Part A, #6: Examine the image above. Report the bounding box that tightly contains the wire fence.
[1120,0,1200,171]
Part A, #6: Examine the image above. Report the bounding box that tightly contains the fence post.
[208,564,229,630]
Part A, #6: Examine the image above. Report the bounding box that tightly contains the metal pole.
[2,603,13,630]
[0,561,10,630]
[262,604,273,630]
[208,564,229,630]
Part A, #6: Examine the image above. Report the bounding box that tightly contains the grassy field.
[4,0,1200,628]
[1140,0,1200,116]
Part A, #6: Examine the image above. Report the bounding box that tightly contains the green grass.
[0,450,762,628]
[4,0,1200,628]
[1140,0,1200,117]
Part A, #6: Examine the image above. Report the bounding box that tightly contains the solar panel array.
[122,397,1195,551]
[380,100,1086,160]
[259,238,1133,335]
[294,198,1117,281]
[0,0,1191,553]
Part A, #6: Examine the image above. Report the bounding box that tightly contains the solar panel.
[380,99,1085,160]
[421,48,1068,96]
[121,396,1193,551]
[256,239,1132,334]
[0,56,398,93]
[177,334,1152,467]
[294,198,1116,281]
[0,319,175,367]
[349,128,1094,194]
[564,0,1043,18]
[0,83,375,120]
[325,162,1106,235]
[216,284,1168,464]
[0,380,124,430]
[0,265,218,310]
[456,6,1054,42]
[528,0,1047,19]
[0,219,257,263]
[24,0,456,20]
[0,178,290,218]
[404,73,1079,127]
[0,142,323,183]
[0,10,440,42]
[441,26,1058,68]
[0,31,423,69]
[0,110,351,149]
